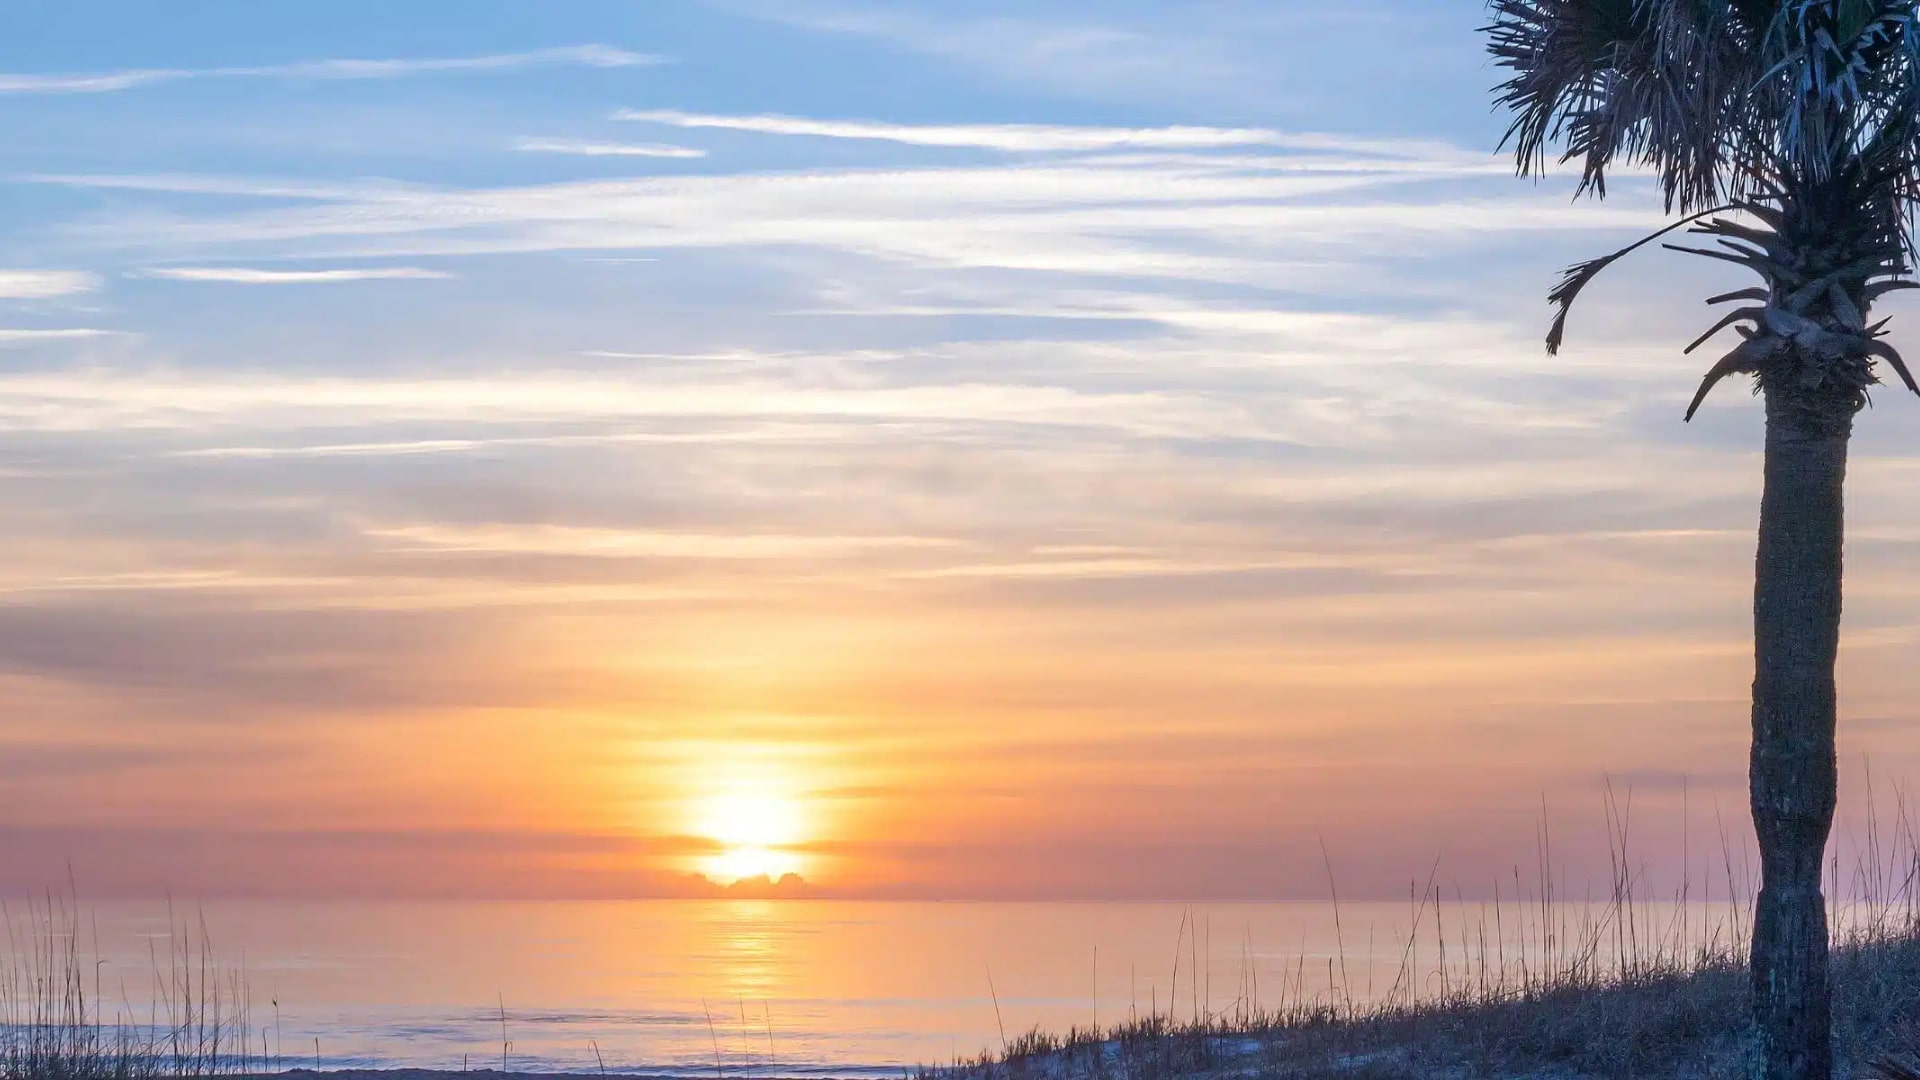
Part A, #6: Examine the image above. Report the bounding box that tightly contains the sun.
[697,790,802,850]
[689,773,809,885]
[702,842,803,884]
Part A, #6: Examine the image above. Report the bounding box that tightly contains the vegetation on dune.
[928,801,1920,1079]
[933,930,1920,1079]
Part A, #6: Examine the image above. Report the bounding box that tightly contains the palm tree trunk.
[1750,385,1850,1080]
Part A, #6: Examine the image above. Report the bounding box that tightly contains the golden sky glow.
[8,3,1920,904]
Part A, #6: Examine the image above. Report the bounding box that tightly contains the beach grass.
[0,895,252,1080]
[925,793,1920,1080]
[926,931,1920,1079]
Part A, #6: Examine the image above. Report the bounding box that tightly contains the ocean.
[45,899,1736,1076]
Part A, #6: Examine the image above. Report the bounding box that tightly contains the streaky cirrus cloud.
[0,328,117,345]
[42,148,1645,286]
[365,523,962,560]
[513,136,708,159]
[135,266,453,284]
[0,45,661,95]
[0,270,100,299]
[615,108,1474,157]
[706,0,1472,117]
[704,1,1254,106]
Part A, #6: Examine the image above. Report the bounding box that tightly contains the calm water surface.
[59,900,1737,1076]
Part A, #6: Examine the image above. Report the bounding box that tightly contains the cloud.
[0,270,100,299]
[707,2,1250,106]
[616,108,1467,156]
[513,137,707,159]
[45,151,1643,286]
[164,426,833,459]
[31,173,417,200]
[0,45,661,96]
[136,266,453,284]
[0,328,117,345]
[0,599,477,708]
[0,824,798,899]
[366,523,960,560]
[0,367,1201,437]
[708,1,1471,115]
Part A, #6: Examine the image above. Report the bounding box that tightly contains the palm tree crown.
[1488,0,1920,418]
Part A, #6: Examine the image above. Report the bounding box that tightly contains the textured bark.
[1750,384,1851,1080]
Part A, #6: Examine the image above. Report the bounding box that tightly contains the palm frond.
[1545,203,1742,353]
[1487,0,1773,210]
[1871,1055,1920,1080]
[1864,337,1920,392]
[1685,335,1783,420]
[1685,306,1769,352]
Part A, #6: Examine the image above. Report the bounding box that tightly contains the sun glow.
[688,765,811,885]
[702,842,803,884]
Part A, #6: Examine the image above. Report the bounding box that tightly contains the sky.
[5,0,1920,903]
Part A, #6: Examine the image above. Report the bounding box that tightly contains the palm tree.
[1484,3,1920,1078]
